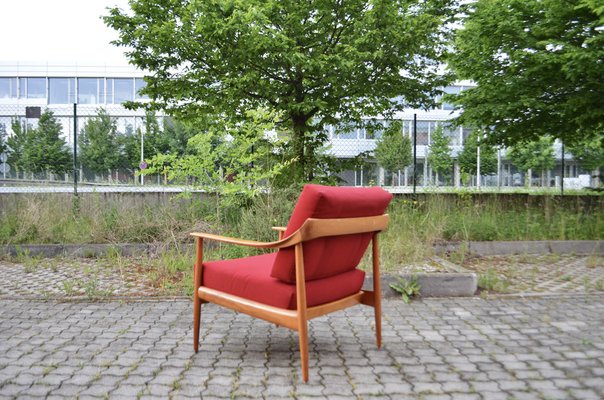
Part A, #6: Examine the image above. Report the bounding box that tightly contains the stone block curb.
[434,240,603,256]
[0,243,153,258]
[2,240,601,260]
[364,272,477,299]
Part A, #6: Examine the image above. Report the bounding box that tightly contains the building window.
[135,78,148,99]
[364,120,387,140]
[20,77,46,99]
[441,86,461,110]
[114,78,134,103]
[334,123,357,139]
[78,78,103,104]
[49,78,75,104]
[443,123,461,145]
[415,121,430,145]
[0,77,18,98]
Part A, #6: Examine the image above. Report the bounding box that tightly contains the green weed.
[478,268,509,293]
[389,276,421,304]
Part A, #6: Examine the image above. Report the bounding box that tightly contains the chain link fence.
[0,103,584,192]
[0,103,169,190]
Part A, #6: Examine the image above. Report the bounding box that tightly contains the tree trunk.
[291,114,310,181]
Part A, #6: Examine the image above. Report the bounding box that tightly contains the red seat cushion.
[271,184,393,283]
[202,253,365,310]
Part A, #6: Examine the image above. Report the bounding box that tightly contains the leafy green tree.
[507,136,556,187]
[567,137,604,173]
[567,136,604,186]
[427,125,453,186]
[22,110,71,174]
[143,108,287,203]
[448,0,604,147]
[374,121,412,185]
[0,123,7,156]
[7,119,31,173]
[140,111,170,157]
[162,117,198,156]
[458,131,497,181]
[105,0,457,181]
[118,124,140,172]
[79,109,120,177]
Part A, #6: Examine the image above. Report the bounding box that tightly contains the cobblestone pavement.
[2,255,603,300]
[1,294,604,399]
[0,259,157,299]
[462,255,604,294]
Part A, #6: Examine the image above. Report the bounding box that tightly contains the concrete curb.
[434,240,603,256]
[2,240,601,260]
[1,241,599,300]
[0,243,154,258]
[364,272,478,299]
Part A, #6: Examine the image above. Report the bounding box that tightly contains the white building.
[0,62,588,188]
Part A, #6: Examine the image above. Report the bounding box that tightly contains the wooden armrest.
[190,232,283,249]
[272,226,286,240]
[191,214,389,250]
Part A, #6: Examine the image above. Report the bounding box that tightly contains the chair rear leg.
[193,238,204,353]
[298,321,309,382]
[193,295,201,352]
[374,297,382,349]
[372,235,382,348]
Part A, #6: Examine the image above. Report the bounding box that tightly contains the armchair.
[191,184,392,381]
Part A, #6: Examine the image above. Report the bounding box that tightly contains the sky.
[1,0,132,65]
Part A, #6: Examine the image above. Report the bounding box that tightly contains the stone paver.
[0,294,603,399]
[462,254,604,294]
[0,259,156,299]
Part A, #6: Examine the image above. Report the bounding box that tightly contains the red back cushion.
[270,184,393,283]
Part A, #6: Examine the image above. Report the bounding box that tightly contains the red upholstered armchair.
[191,184,392,382]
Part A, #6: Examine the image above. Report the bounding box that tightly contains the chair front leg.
[372,234,382,348]
[294,243,309,382]
[193,237,203,352]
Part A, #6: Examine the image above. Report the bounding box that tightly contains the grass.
[477,268,510,293]
[0,190,601,279]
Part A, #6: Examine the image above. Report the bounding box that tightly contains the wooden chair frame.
[191,214,389,382]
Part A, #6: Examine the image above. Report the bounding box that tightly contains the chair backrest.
[270,184,393,283]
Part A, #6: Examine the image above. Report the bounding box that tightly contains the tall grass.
[0,193,214,245]
[0,192,601,271]
[377,194,602,269]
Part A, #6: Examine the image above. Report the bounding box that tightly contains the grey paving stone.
[0,294,603,399]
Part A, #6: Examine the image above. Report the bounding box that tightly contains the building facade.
[0,62,589,188]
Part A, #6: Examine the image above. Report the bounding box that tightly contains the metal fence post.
[413,113,417,194]
[73,103,78,197]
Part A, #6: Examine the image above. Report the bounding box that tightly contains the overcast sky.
[1,0,132,65]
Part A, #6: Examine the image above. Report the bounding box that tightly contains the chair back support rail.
[192,214,388,382]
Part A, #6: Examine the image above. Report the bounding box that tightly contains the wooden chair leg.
[193,294,201,352]
[294,243,309,382]
[193,239,204,352]
[374,297,382,349]
[298,320,309,382]
[372,235,382,348]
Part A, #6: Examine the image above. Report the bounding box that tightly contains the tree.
[507,136,556,187]
[105,0,457,181]
[143,108,287,204]
[7,119,31,173]
[79,109,120,177]
[0,123,7,156]
[427,125,453,186]
[448,0,604,147]
[22,110,71,174]
[458,131,497,181]
[374,121,412,185]
[162,117,198,156]
[567,137,604,174]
